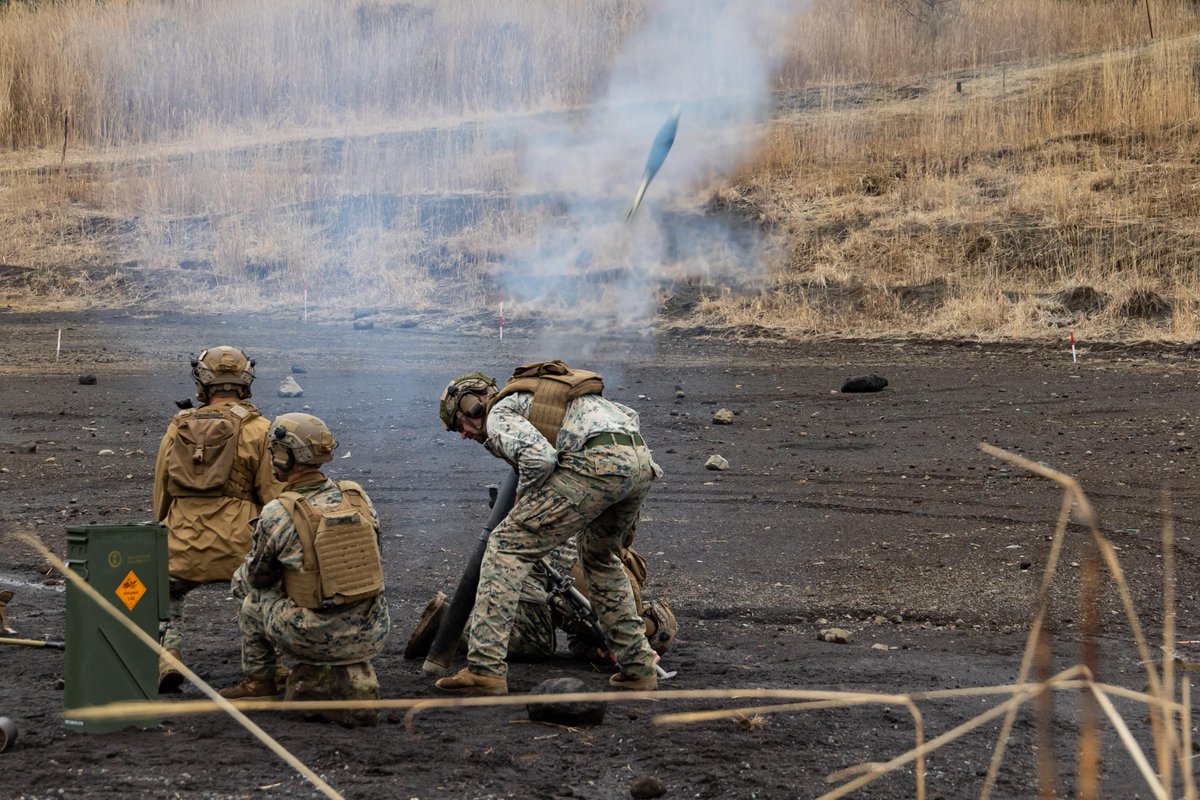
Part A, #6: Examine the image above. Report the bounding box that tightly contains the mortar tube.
[421,468,518,676]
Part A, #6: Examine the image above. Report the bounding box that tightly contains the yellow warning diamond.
[116,570,146,611]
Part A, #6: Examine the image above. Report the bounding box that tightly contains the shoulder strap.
[277,490,321,571]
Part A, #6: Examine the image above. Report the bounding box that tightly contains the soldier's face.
[457,412,485,442]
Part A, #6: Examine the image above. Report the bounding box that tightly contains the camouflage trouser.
[160,577,204,653]
[466,444,657,679]
[508,599,556,661]
[237,586,390,679]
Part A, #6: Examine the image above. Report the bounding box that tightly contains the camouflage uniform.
[153,397,282,652]
[231,477,390,679]
[467,392,660,680]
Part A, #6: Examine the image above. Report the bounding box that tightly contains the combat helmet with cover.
[269,412,337,473]
[192,346,255,402]
[439,372,498,432]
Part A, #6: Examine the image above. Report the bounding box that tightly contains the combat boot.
[608,671,658,691]
[158,648,185,694]
[218,677,278,699]
[434,667,508,696]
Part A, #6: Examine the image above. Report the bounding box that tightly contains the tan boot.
[158,648,185,694]
[434,667,508,696]
[609,671,658,691]
[218,677,278,699]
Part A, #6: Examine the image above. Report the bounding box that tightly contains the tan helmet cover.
[438,371,497,431]
[270,412,337,467]
[192,346,255,400]
[642,598,678,654]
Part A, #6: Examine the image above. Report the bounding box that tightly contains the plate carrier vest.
[486,360,604,443]
[277,481,385,609]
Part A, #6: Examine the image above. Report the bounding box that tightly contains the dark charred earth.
[2,310,1199,799]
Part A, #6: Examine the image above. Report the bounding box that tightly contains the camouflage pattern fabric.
[483,392,645,496]
[231,477,390,677]
[467,393,660,679]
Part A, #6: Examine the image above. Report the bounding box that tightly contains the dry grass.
[3,0,1200,339]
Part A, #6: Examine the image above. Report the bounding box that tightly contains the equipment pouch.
[167,407,243,495]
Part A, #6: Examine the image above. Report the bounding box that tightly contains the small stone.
[97,449,115,456]
[352,320,374,330]
[291,364,307,374]
[0,467,8,474]
[54,678,65,690]
[277,376,304,398]
[712,408,734,424]
[629,776,667,799]
[173,398,194,410]
[675,390,685,398]
[818,627,852,644]
[871,643,891,651]
[1019,561,1032,570]
[44,457,56,464]
[23,443,37,454]
[78,374,97,386]
[704,455,729,471]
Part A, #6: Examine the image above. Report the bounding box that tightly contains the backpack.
[166,403,255,496]
[488,360,604,442]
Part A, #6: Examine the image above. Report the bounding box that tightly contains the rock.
[173,398,194,410]
[0,468,8,474]
[277,377,304,398]
[352,306,378,319]
[22,443,37,454]
[291,364,307,374]
[871,643,891,651]
[526,677,605,727]
[78,374,97,385]
[97,449,115,456]
[818,627,852,644]
[629,776,667,799]
[712,408,734,424]
[44,457,56,464]
[704,455,729,471]
[841,374,888,393]
[675,390,685,398]
[352,320,375,330]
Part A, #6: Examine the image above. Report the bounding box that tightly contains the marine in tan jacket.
[152,346,282,692]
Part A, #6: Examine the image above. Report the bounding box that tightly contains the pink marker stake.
[499,294,505,341]
[1069,330,1077,363]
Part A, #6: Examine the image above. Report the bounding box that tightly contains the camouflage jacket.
[484,392,644,495]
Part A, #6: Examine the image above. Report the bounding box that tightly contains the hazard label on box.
[116,570,146,611]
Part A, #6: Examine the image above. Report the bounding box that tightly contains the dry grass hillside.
[3,0,1200,341]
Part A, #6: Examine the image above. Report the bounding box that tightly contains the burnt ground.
[1,310,1199,799]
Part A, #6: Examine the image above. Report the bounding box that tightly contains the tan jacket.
[153,398,283,582]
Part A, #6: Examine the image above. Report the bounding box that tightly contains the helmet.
[192,346,255,401]
[269,413,337,471]
[642,599,678,654]
[438,371,497,431]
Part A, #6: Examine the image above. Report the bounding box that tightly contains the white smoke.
[502,0,802,359]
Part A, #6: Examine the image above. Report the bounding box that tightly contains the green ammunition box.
[63,523,170,733]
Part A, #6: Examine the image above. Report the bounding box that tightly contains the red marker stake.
[1069,330,1077,363]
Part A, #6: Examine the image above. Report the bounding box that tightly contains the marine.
[221,413,390,727]
[433,361,662,695]
[152,346,282,692]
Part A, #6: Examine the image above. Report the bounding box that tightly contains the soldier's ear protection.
[457,393,485,421]
[270,425,294,472]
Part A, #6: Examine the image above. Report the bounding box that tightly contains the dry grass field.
[3,0,1200,340]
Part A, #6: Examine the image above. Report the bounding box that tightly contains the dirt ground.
[1,309,1198,799]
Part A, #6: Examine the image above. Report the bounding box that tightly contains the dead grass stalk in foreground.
[9,530,343,800]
